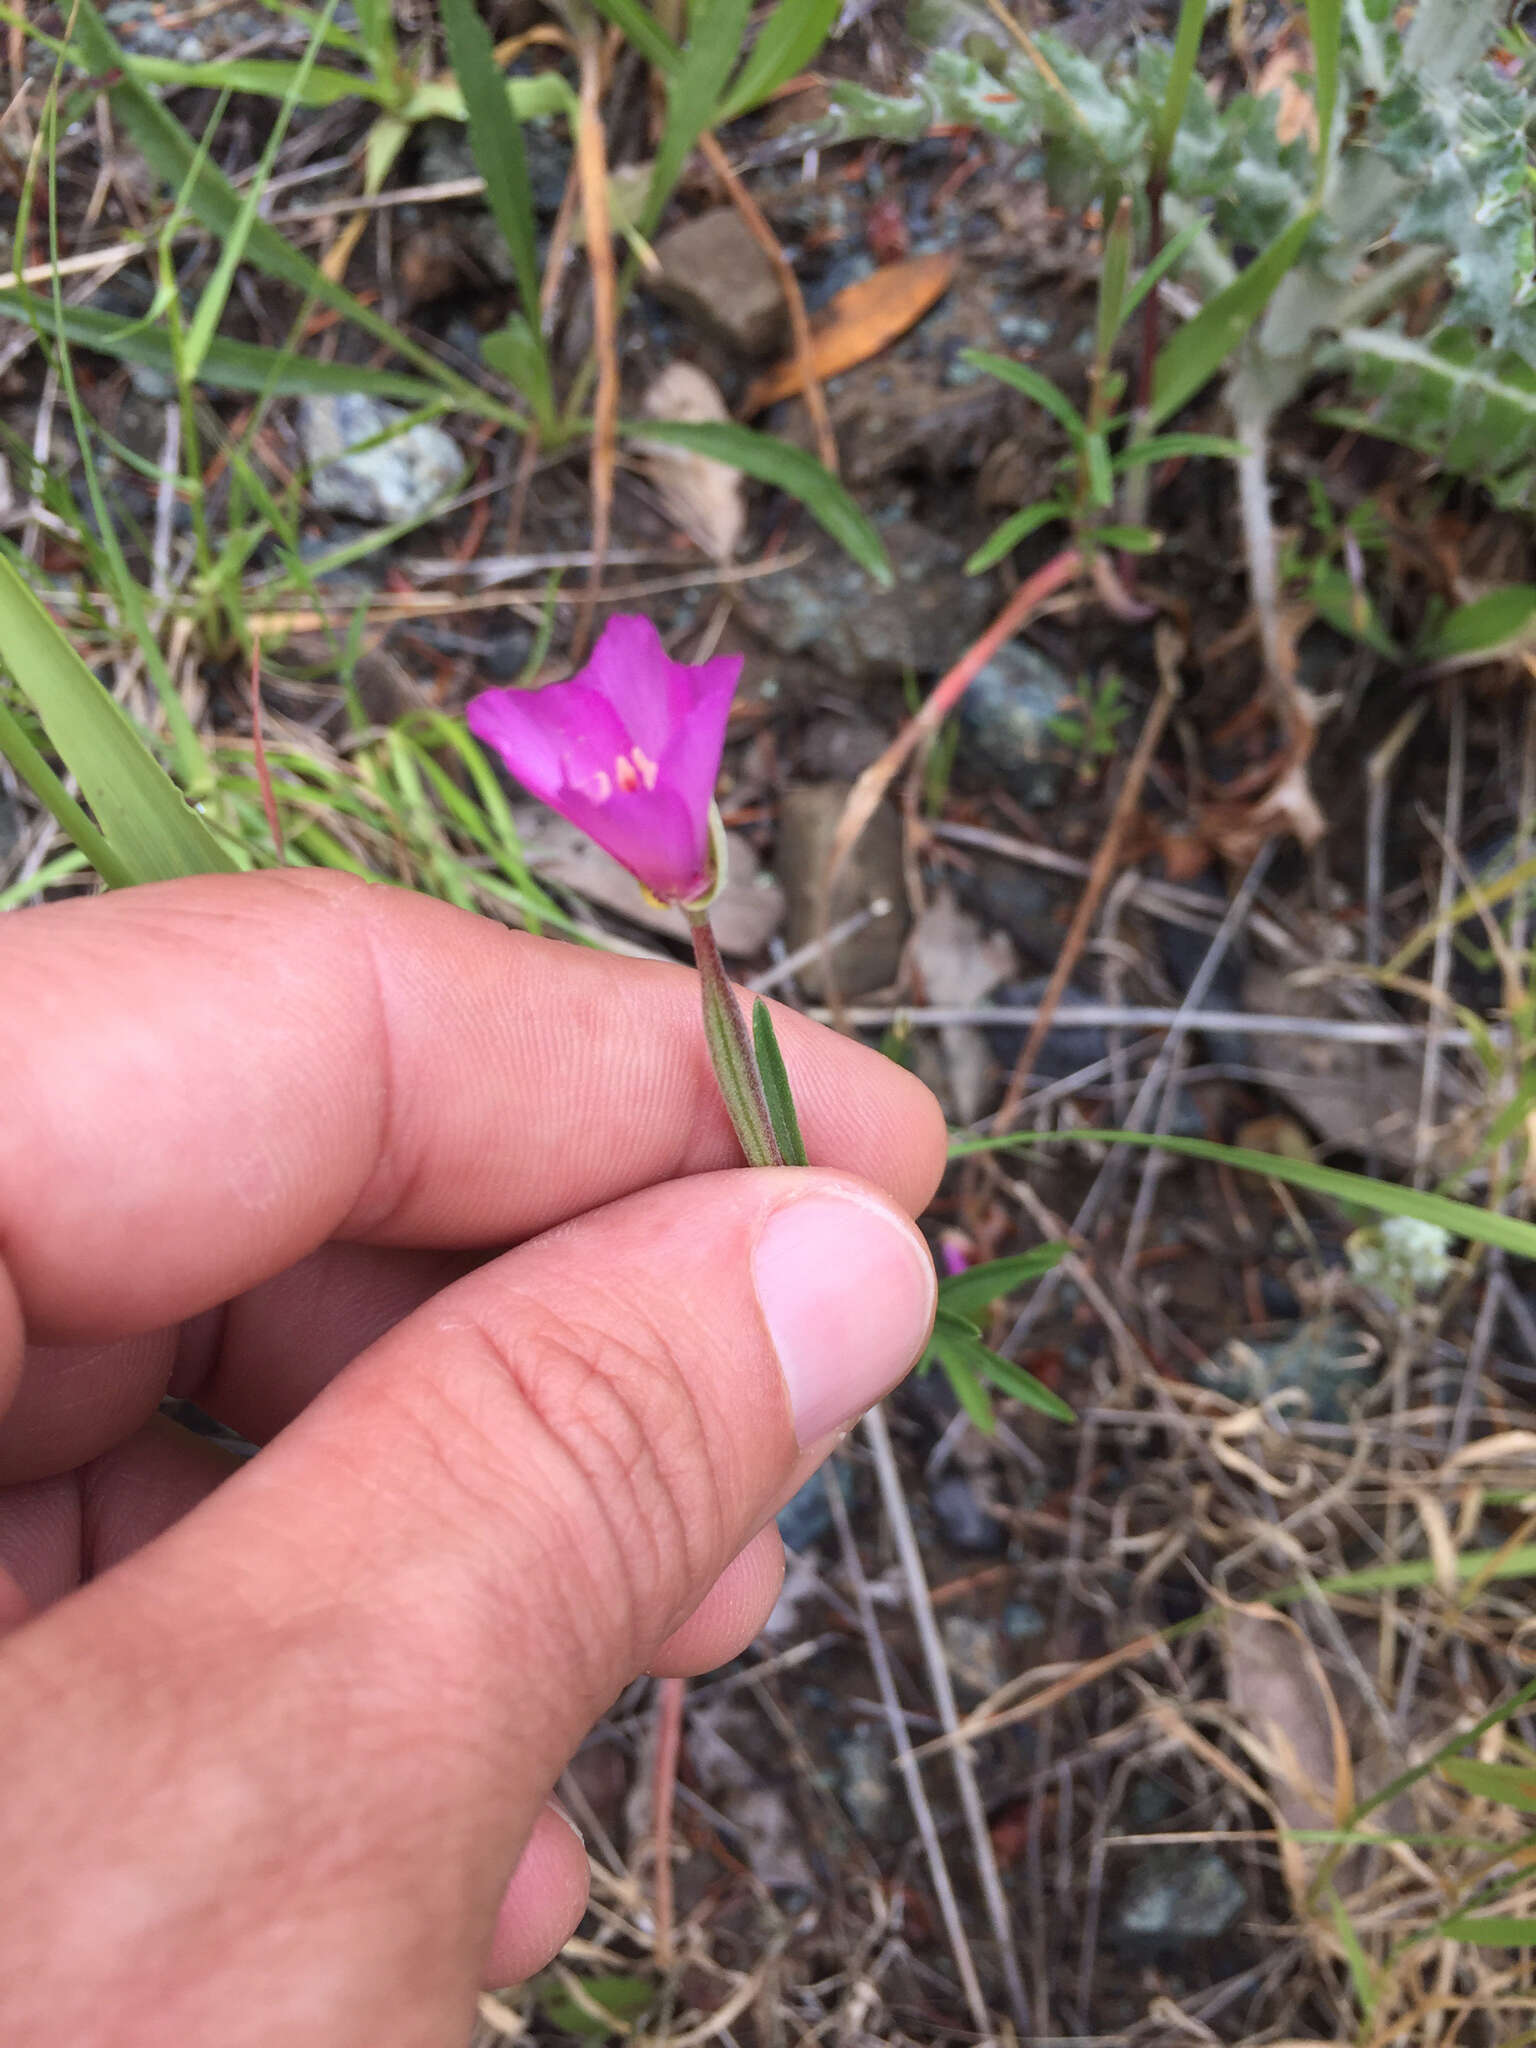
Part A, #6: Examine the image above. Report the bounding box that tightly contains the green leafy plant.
[1046,670,1133,779]
[920,1243,1072,1431]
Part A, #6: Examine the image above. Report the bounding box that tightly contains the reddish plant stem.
[650,1674,684,1971]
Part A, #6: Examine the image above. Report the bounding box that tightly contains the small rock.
[634,362,746,561]
[834,1725,896,1837]
[649,210,788,357]
[776,1464,851,1552]
[1004,1598,1046,1641]
[961,860,1070,970]
[741,521,991,688]
[776,782,909,996]
[929,1470,1005,1555]
[1111,1847,1246,1953]
[956,640,1076,809]
[982,977,1109,1083]
[298,395,463,526]
[797,712,890,781]
[941,1612,1002,1697]
[1197,1316,1377,1424]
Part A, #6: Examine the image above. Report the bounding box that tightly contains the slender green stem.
[688,910,782,1169]
[0,692,131,887]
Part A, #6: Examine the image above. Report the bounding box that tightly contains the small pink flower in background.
[938,1230,974,1278]
[467,614,742,904]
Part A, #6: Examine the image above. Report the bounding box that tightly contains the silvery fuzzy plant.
[826,0,1535,717]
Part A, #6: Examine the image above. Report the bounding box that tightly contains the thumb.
[0,1169,935,2048]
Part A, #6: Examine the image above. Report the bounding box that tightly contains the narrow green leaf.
[752,998,808,1167]
[0,688,128,885]
[583,0,680,76]
[62,0,505,416]
[183,0,338,383]
[0,295,442,400]
[1120,215,1210,327]
[125,55,384,107]
[620,419,892,584]
[1149,209,1316,427]
[641,0,754,237]
[1112,432,1249,470]
[937,1244,1068,1317]
[1328,1892,1378,2019]
[1095,195,1133,367]
[1438,1915,1536,1947]
[965,500,1066,574]
[718,0,840,124]
[937,1320,1076,1423]
[1151,0,1208,178]
[928,1333,997,1432]
[1091,523,1162,552]
[0,555,236,882]
[948,1128,1536,1262]
[1418,585,1536,664]
[480,315,555,431]
[961,349,1087,440]
[440,0,544,340]
[1084,431,1115,507]
[1305,0,1343,175]
[1439,1759,1536,1815]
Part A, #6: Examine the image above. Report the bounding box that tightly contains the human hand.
[0,871,944,2046]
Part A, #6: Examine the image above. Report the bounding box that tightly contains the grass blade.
[1305,0,1343,176]
[965,500,1067,574]
[717,0,841,124]
[640,0,754,238]
[1149,209,1315,427]
[934,1319,1076,1424]
[1112,431,1248,469]
[1437,1915,1536,1946]
[124,55,384,107]
[1150,0,1208,180]
[961,349,1086,440]
[937,1244,1067,1318]
[440,0,543,335]
[583,0,680,76]
[620,418,892,584]
[752,998,808,1167]
[950,1127,1536,1262]
[0,554,236,882]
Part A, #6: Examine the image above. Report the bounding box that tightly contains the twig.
[574,29,619,662]
[822,1462,990,2036]
[803,1003,1478,1046]
[863,1403,1031,2038]
[746,898,892,994]
[1365,701,1427,971]
[824,549,1084,1001]
[698,130,836,475]
[991,622,1183,1129]
[1413,687,1465,1187]
[650,1674,685,1972]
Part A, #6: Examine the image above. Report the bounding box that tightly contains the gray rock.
[298,395,463,526]
[929,1470,1004,1555]
[742,521,991,687]
[941,1612,1002,1697]
[834,1725,896,1837]
[776,1464,852,1552]
[957,640,1076,809]
[982,977,1109,1083]
[1004,1598,1046,1640]
[649,210,788,358]
[776,782,909,997]
[1111,1847,1246,1953]
[1157,877,1249,1067]
[416,117,569,218]
[1196,1317,1377,1425]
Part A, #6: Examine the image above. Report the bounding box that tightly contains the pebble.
[928,1469,1005,1555]
[298,395,463,525]
[956,640,1076,810]
[650,210,788,358]
[742,521,991,688]
[982,977,1109,1082]
[1111,1847,1246,1953]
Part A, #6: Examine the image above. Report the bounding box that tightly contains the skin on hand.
[0,871,945,2047]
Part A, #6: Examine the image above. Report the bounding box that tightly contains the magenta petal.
[466,614,741,902]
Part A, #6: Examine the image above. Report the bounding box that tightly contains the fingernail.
[753,1192,936,1447]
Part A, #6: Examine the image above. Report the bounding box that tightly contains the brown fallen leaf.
[742,251,958,415]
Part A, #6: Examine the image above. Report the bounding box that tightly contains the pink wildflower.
[466,615,742,904]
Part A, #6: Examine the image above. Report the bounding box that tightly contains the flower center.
[573,745,659,804]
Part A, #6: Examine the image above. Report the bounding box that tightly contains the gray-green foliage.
[828,0,1536,500]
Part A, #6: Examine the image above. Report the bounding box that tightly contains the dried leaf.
[743,251,957,414]
[1224,1605,1351,1908]
[633,363,746,562]
[1255,28,1320,149]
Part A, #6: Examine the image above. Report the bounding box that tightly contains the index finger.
[1,871,945,1342]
